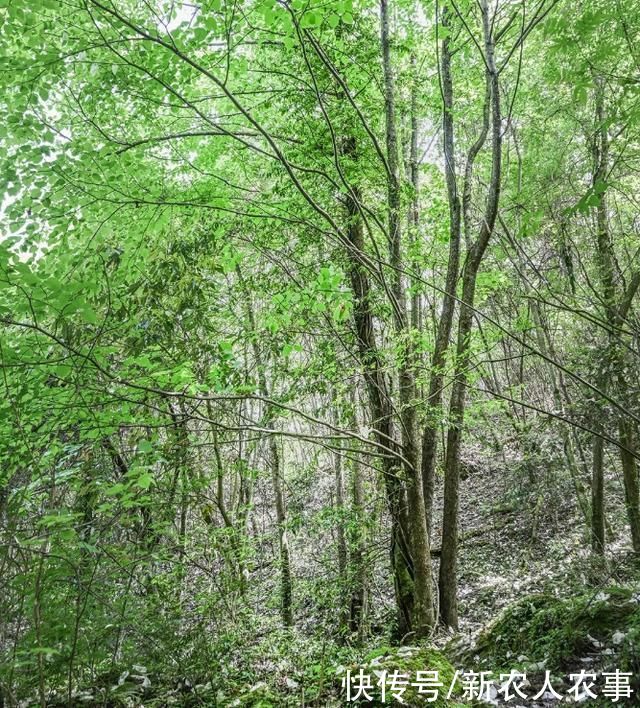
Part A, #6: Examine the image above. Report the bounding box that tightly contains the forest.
[1,0,640,705]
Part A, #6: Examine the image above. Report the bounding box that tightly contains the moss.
[344,646,463,706]
[363,645,395,662]
[464,585,640,676]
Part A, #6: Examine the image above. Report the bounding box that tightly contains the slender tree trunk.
[589,80,640,555]
[619,421,640,552]
[590,80,613,556]
[335,447,348,580]
[439,283,475,628]
[348,390,368,640]
[268,435,293,626]
[591,435,606,553]
[380,0,434,636]
[239,270,293,626]
[408,54,421,336]
[349,452,368,639]
[334,441,349,631]
[343,161,414,635]
[439,0,501,629]
[421,13,490,535]
[421,9,461,534]
[333,21,423,635]
[205,411,248,594]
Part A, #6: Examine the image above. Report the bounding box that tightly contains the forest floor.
[425,446,639,707]
[38,449,639,707]
[433,442,632,631]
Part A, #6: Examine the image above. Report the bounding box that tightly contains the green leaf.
[137,439,153,453]
[136,472,154,490]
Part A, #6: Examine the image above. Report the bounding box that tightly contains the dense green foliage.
[1,0,640,705]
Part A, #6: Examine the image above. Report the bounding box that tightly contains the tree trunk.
[421,9,490,536]
[421,9,461,535]
[239,269,293,626]
[349,448,368,640]
[348,395,368,640]
[591,435,606,553]
[619,421,640,553]
[381,0,434,636]
[334,441,349,630]
[269,435,293,626]
[438,0,501,629]
[343,165,415,636]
